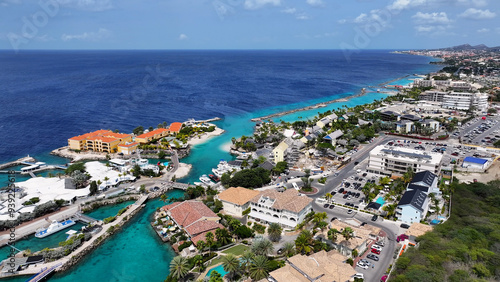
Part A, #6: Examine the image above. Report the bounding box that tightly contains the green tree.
[208,271,223,282]
[205,232,214,255]
[240,251,254,273]
[89,181,98,196]
[327,228,339,242]
[215,228,231,246]
[282,241,296,257]
[295,230,313,255]
[267,223,283,242]
[251,238,274,256]
[249,255,270,280]
[169,256,189,281]
[133,126,144,135]
[222,254,241,280]
[341,227,354,241]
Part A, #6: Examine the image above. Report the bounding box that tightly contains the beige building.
[269,250,357,282]
[272,141,289,163]
[215,187,260,217]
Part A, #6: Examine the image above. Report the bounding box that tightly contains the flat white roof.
[371,145,443,165]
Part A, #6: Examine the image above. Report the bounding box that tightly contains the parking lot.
[456,116,500,146]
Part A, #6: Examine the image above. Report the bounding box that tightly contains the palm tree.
[251,238,274,256]
[194,255,205,272]
[341,227,354,241]
[313,212,327,223]
[249,255,270,281]
[160,194,167,202]
[282,241,295,257]
[267,223,282,242]
[328,228,339,242]
[215,228,231,246]
[222,254,241,280]
[196,240,206,254]
[240,251,254,273]
[169,256,189,281]
[383,203,397,218]
[295,230,313,254]
[205,232,214,255]
[325,193,333,203]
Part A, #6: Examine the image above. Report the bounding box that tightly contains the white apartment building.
[248,189,312,228]
[420,91,489,112]
[367,145,443,176]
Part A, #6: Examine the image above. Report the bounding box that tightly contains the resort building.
[462,156,489,170]
[367,145,443,176]
[395,120,414,134]
[421,119,440,132]
[248,189,313,228]
[272,141,289,163]
[135,128,169,144]
[168,122,183,134]
[396,189,429,224]
[420,91,489,112]
[117,142,139,155]
[162,201,224,245]
[68,130,132,153]
[215,187,260,217]
[316,113,338,128]
[268,250,357,282]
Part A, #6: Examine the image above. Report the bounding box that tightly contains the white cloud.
[244,0,281,10]
[412,12,451,24]
[61,28,111,41]
[281,7,296,14]
[296,14,309,20]
[306,0,324,7]
[58,0,113,12]
[178,34,188,40]
[388,0,428,11]
[354,13,368,24]
[337,19,347,24]
[477,28,489,33]
[459,8,496,19]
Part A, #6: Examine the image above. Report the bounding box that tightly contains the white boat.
[199,175,213,185]
[35,219,76,238]
[193,182,208,188]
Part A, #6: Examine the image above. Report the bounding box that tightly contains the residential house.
[162,201,224,245]
[269,250,357,282]
[323,130,343,145]
[248,189,313,228]
[117,142,139,155]
[421,119,440,132]
[396,189,429,224]
[215,187,260,217]
[316,113,338,128]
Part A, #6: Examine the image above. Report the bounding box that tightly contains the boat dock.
[74,213,98,224]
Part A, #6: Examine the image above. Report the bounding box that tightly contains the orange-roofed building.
[118,142,139,155]
[68,130,132,153]
[168,122,183,134]
[135,128,169,144]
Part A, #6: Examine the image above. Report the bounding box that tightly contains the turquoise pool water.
[207,264,228,278]
[375,197,386,205]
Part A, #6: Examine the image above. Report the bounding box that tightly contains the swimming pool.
[207,264,228,278]
[375,197,386,205]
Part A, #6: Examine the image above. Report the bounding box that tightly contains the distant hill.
[426,44,500,52]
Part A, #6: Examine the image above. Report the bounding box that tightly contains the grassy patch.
[207,256,225,267]
[221,244,249,256]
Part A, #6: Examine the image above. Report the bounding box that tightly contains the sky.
[0,0,499,50]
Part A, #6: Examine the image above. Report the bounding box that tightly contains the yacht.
[199,175,213,185]
[35,219,76,238]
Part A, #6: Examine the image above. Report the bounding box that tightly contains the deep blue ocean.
[0,50,441,281]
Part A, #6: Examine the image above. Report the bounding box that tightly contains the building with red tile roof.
[135,128,169,144]
[168,122,183,134]
[68,130,132,153]
[163,200,224,245]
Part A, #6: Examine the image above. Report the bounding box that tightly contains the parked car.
[400,223,410,229]
[356,261,369,269]
[371,248,381,254]
[347,209,353,214]
[371,215,378,221]
[367,253,379,261]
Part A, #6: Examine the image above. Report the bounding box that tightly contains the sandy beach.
[172,163,191,179]
[187,127,225,146]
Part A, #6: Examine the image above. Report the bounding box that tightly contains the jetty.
[0,156,36,170]
[26,262,62,282]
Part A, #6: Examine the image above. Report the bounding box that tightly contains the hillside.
[391,180,500,281]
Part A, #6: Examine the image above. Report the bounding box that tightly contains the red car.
[371,248,381,254]
[381,275,388,282]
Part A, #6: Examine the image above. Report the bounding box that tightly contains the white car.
[371,244,382,251]
[356,262,369,269]
[353,273,364,280]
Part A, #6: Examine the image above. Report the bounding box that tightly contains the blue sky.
[0,0,499,50]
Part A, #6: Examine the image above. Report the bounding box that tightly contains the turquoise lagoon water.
[207,264,228,278]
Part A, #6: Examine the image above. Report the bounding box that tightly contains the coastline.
[186,127,225,146]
